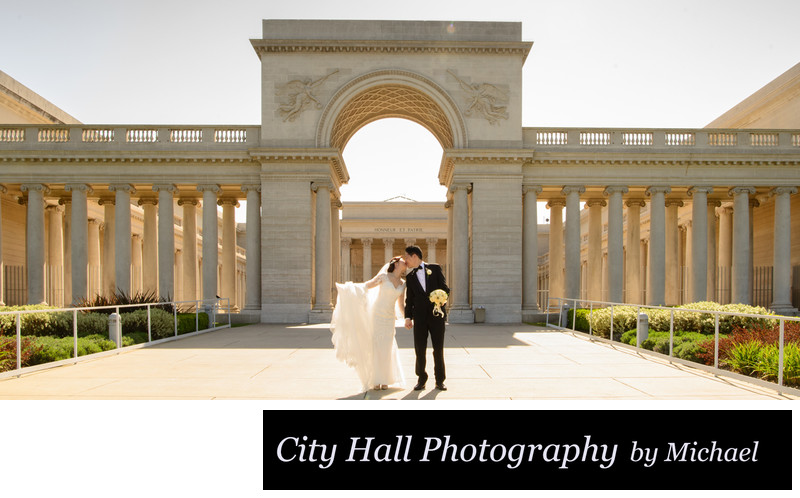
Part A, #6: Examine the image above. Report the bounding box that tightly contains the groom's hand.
[404,318,413,329]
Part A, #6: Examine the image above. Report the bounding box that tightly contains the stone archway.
[316,70,467,151]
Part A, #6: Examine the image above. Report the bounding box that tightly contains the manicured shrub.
[76,290,175,315]
[723,340,763,376]
[177,312,210,334]
[25,335,118,366]
[120,309,175,340]
[565,309,591,332]
[0,336,44,372]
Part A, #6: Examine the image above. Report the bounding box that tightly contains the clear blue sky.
[2,0,798,211]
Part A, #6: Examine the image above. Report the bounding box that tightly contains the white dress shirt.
[416,262,426,292]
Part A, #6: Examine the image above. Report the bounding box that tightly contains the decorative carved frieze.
[448,70,508,125]
[276,70,339,122]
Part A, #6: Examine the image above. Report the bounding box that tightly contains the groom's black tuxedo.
[404,263,450,386]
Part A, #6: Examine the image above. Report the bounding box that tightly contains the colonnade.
[526,184,797,313]
[12,183,261,310]
[337,236,441,283]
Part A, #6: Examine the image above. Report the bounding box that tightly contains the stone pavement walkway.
[0,322,795,400]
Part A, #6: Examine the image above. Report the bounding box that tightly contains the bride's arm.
[364,274,384,289]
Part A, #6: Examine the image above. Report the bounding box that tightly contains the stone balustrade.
[524,127,800,150]
[0,125,259,150]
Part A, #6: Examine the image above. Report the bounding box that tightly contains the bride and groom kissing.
[330,245,450,393]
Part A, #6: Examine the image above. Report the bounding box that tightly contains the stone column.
[110,184,135,295]
[99,198,115,297]
[46,205,64,306]
[154,185,177,300]
[311,182,332,320]
[362,238,373,281]
[646,187,670,306]
[219,198,239,310]
[446,198,454,285]
[87,219,101,297]
[562,186,584,301]
[665,198,683,305]
[426,238,438,265]
[707,201,721,302]
[341,238,352,282]
[179,199,198,302]
[586,199,605,302]
[547,199,565,300]
[139,198,159,295]
[131,234,143,293]
[331,198,341,293]
[770,187,798,314]
[59,198,72,305]
[604,186,627,303]
[241,185,261,311]
[21,184,48,304]
[0,185,5,305]
[522,185,542,314]
[688,187,713,303]
[450,183,472,321]
[730,187,755,305]
[65,184,91,304]
[625,199,645,304]
[748,198,759,304]
[383,238,395,267]
[198,185,220,307]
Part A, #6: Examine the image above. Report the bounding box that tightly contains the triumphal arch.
[2,20,800,324]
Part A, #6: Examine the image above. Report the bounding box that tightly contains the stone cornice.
[251,39,533,60]
[0,150,255,164]
[249,147,348,186]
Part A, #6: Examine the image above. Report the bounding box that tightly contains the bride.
[330,256,407,392]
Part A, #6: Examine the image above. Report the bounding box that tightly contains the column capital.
[444,200,453,209]
[132,233,143,242]
[382,237,395,245]
[109,184,136,194]
[449,183,472,194]
[0,184,6,195]
[625,198,646,208]
[404,238,417,247]
[522,185,543,195]
[45,204,63,213]
[137,197,158,206]
[341,237,352,247]
[217,198,240,208]
[241,184,261,193]
[665,199,684,208]
[585,199,606,208]
[64,183,93,194]
[716,205,734,216]
[311,181,332,193]
[707,199,722,208]
[177,198,199,207]
[57,197,70,206]
[603,186,629,196]
[688,186,714,197]
[97,197,115,206]
[361,237,373,247]
[546,198,566,209]
[331,199,342,209]
[771,186,798,196]
[749,198,760,208]
[197,184,221,193]
[561,185,586,196]
[728,186,756,197]
[20,183,50,194]
[88,218,102,227]
[645,186,671,196]
[152,184,178,193]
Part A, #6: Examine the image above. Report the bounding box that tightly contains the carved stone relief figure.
[448,70,509,125]
[276,69,339,122]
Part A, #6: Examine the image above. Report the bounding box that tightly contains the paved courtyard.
[0,322,795,400]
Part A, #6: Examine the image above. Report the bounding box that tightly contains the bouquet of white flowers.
[429,289,448,318]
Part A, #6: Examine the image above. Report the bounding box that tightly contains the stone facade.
[1,20,800,323]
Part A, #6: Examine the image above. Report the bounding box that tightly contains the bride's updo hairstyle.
[387,256,403,273]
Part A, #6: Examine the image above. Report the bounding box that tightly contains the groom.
[403,245,450,391]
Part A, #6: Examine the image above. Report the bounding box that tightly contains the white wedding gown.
[330,273,406,391]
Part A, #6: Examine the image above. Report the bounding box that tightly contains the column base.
[447,307,475,324]
[521,307,541,323]
[770,303,799,317]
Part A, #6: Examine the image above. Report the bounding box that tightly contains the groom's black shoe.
[435,383,447,391]
[413,381,426,391]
